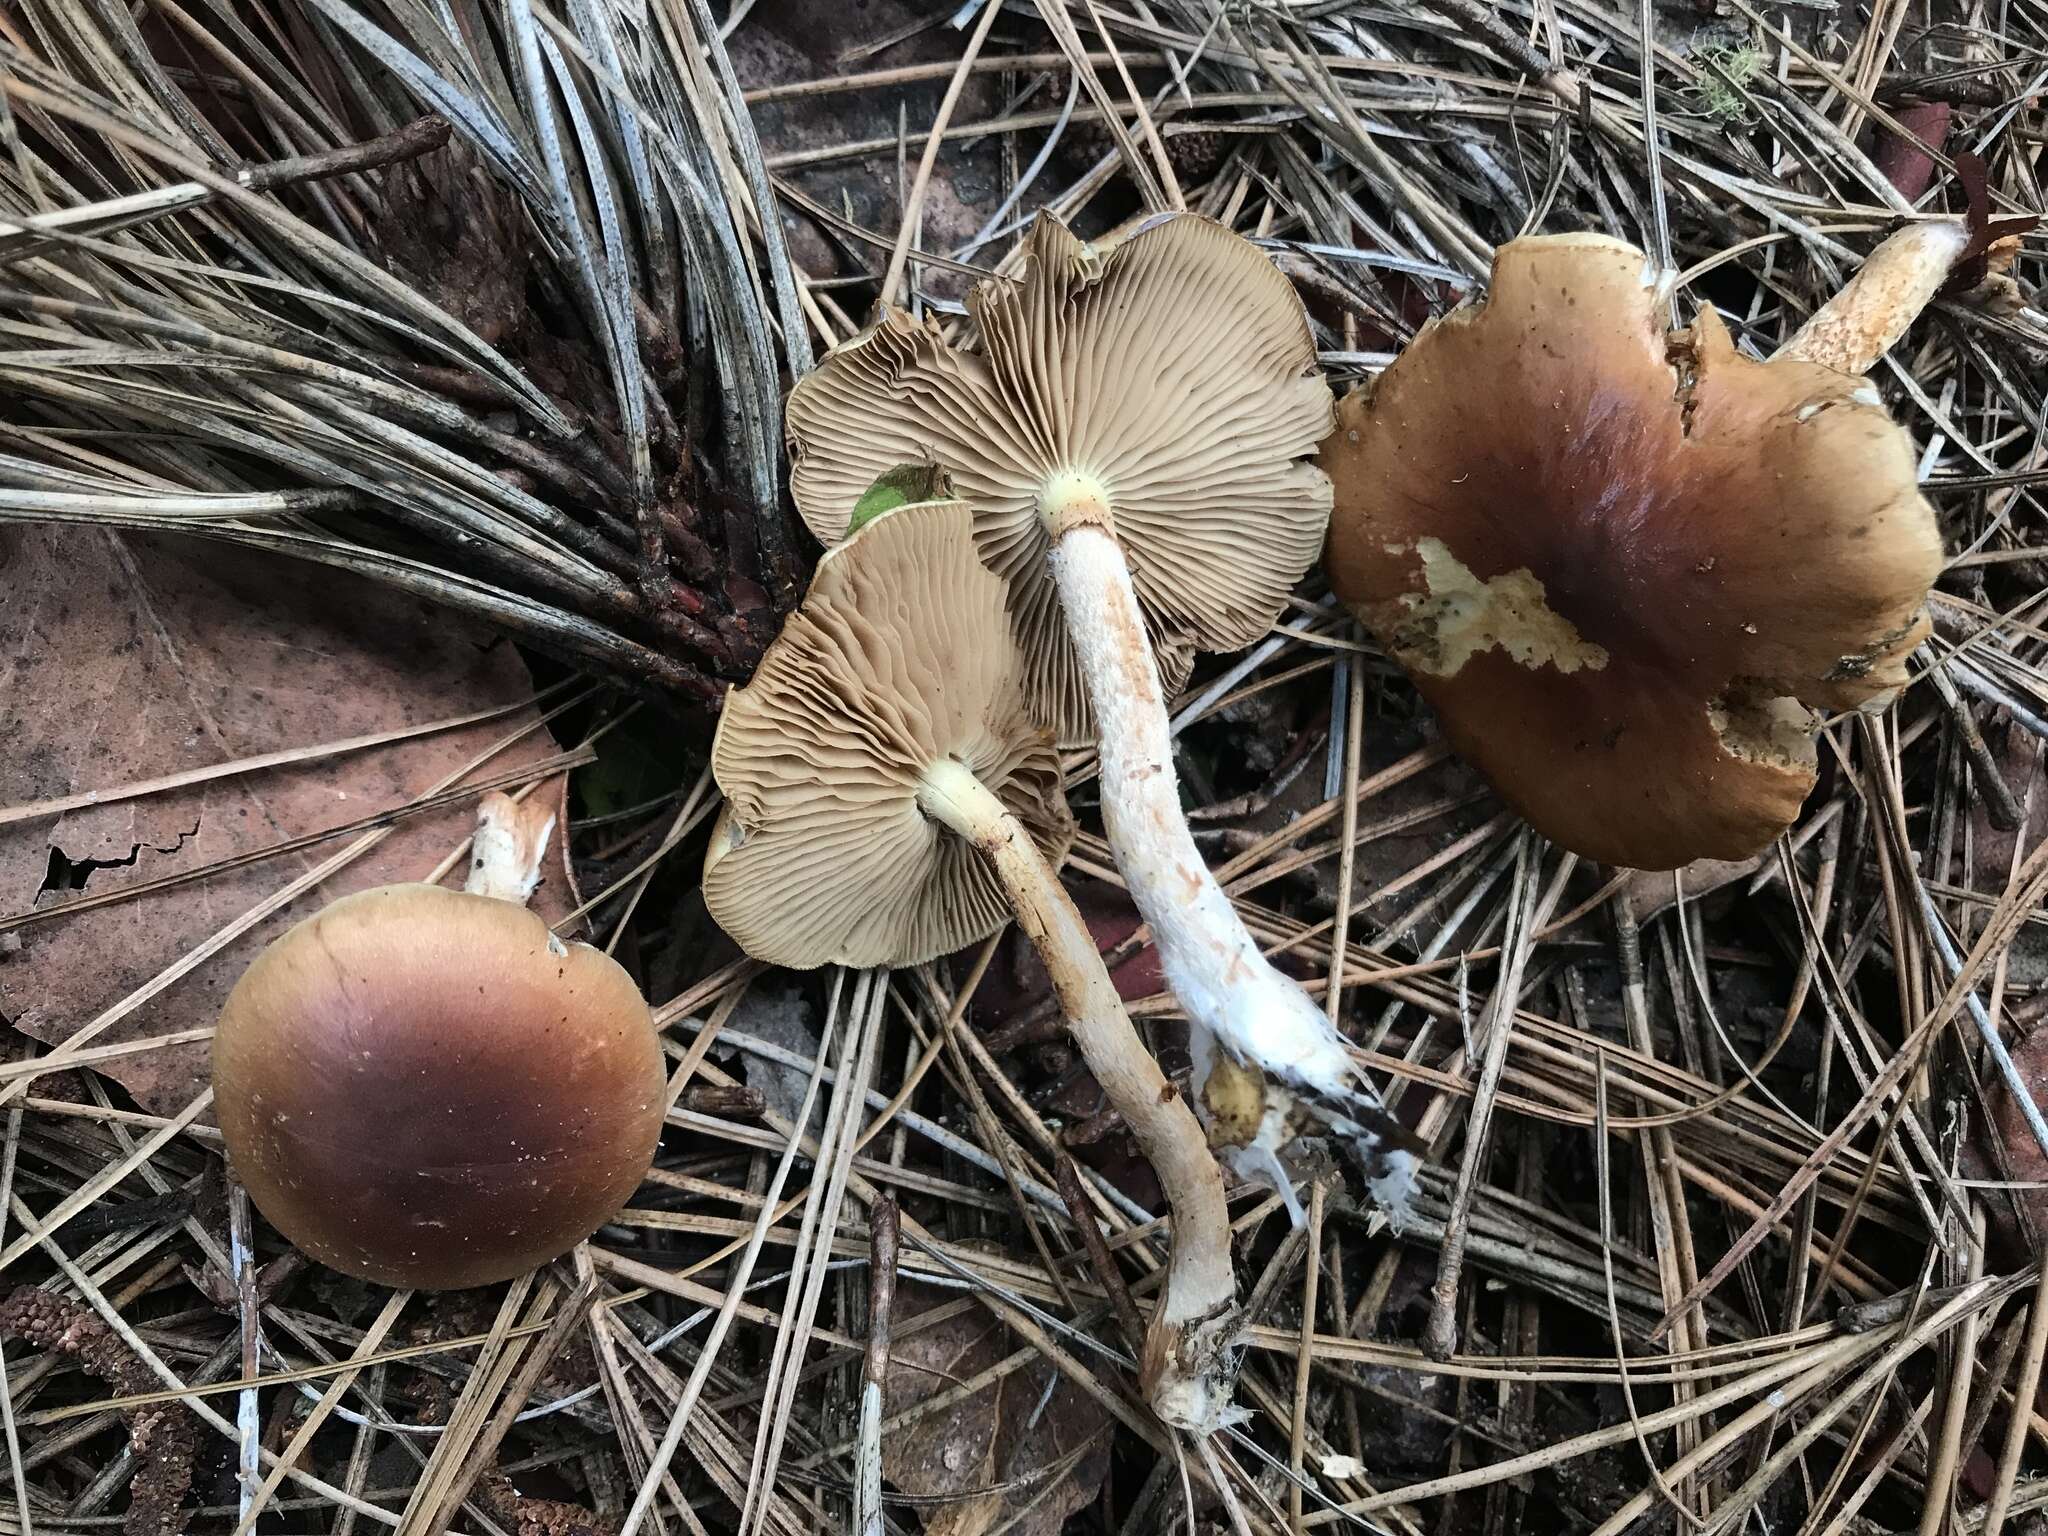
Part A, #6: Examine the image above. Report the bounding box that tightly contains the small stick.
[1981,1261,2048,1536]
[1324,649,1366,1024]
[1288,1180,1325,1533]
[230,1183,261,1522]
[1917,1203,1987,1536]
[1422,0,1590,114]
[1424,841,1544,1360]
[856,1194,901,1536]
[237,116,452,193]
[1054,1152,1146,1355]
[1922,644,2024,830]
[678,1083,767,1119]
[1958,1297,2028,1462]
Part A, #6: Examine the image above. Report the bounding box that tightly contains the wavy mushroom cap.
[1320,234,1943,871]
[213,884,665,1289]
[787,213,1334,745]
[703,498,1075,968]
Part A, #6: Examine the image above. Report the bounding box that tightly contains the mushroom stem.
[915,756,1239,1432]
[1773,220,1969,375]
[463,790,556,905]
[1046,523,1363,1106]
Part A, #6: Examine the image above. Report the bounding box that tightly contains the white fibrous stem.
[1774,220,1970,376]
[916,757,1239,1433]
[1046,518,1362,1103]
[464,790,557,905]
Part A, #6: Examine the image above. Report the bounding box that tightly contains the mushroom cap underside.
[787,212,1335,745]
[703,498,1074,969]
[1321,233,1942,870]
[212,884,664,1289]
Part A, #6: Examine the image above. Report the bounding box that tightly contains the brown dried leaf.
[1233,723,1496,915]
[0,527,574,1114]
[1970,729,2048,888]
[882,1282,1110,1536]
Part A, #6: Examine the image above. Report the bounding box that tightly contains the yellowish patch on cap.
[1371,537,1610,678]
[1708,690,1819,771]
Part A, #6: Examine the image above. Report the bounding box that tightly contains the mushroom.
[212,793,665,1290]
[785,214,1417,1222]
[700,495,1241,1431]
[1319,233,1944,870]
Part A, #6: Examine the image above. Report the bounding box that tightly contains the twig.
[1424,841,1566,1359]
[229,1183,260,1524]
[856,1194,900,1536]
[1054,1151,1146,1354]
[236,116,452,192]
[1289,1180,1325,1533]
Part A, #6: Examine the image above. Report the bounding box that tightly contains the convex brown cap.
[703,497,1074,967]
[1321,234,1943,870]
[214,885,664,1289]
[787,213,1332,744]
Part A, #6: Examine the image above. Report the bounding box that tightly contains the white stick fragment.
[463,790,556,905]
[230,1181,261,1521]
[917,756,1240,1432]
[1774,220,1970,376]
[854,1195,898,1536]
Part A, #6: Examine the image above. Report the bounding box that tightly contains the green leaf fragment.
[848,464,952,535]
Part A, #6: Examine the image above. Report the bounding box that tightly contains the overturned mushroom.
[702,496,1241,1431]
[1320,233,1944,869]
[213,794,666,1289]
[787,214,1416,1220]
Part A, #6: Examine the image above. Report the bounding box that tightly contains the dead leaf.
[1871,102,1950,203]
[882,1280,1110,1536]
[0,526,574,1115]
[727,976,823,1136]
[1970,729,2047,888]
[1233,721,1496,917]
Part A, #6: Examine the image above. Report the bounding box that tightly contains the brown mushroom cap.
[702,498,1073,968]
[1320,233,1943,870]
[786,213,1333,745]
[213,885,663,1289]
